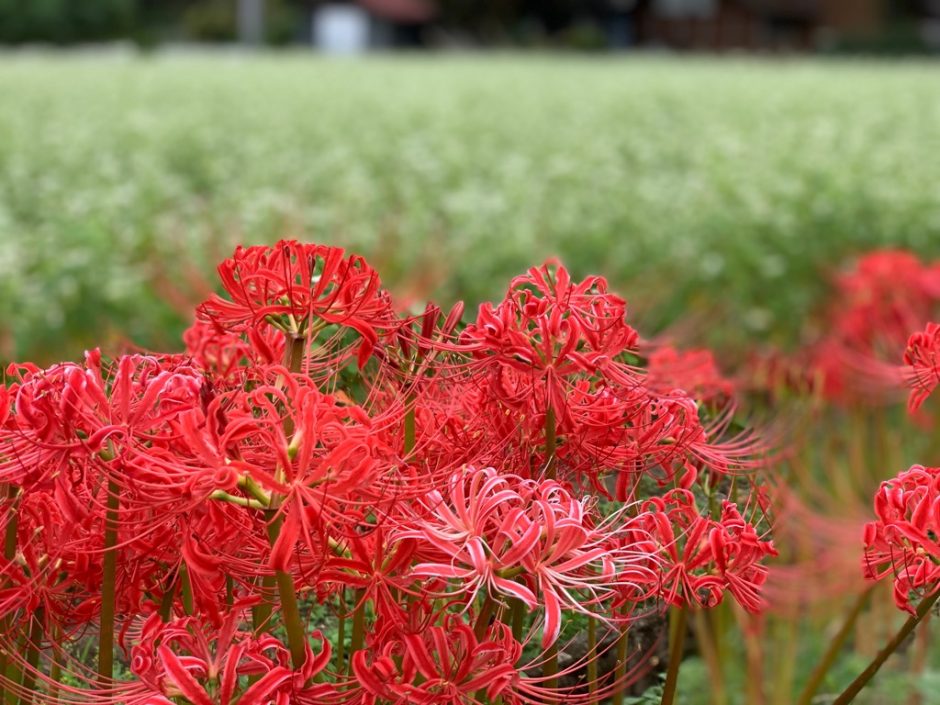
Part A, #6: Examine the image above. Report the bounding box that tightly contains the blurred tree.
[0,0,137,44]
[174,0,299,44]
[181,0,237,41]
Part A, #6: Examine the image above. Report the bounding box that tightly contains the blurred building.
[311,0,436,50]
[0,0,935,52]
[601,0,905,50]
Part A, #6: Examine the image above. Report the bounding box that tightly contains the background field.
[1,53,939,363]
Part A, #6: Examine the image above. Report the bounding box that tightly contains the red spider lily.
[1,352,208,495]
[636,489,776,612]
[0,240,776,705]
[351,617,519,705]
[175,368,404,570]
[801,250,940,405]
[459,260,639,418]
[196,241,395,370]
[401,467,657,647]
[645,346,735,406]
[317,527,417,629]
[763,491,870,613]
[129,609,336,705]
[351,615,655,705]
[184,320,285,380]
[863,464,940,613]
[833,250,940,353]
[903,322,940,413]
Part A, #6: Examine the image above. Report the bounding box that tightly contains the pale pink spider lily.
[400,467,658,647]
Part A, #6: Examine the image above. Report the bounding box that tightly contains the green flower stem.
[0,486,20,705]
[286,335,306,379]
[832,588,940,705]
[509,598,525,641]
[158,574,176,622]
[544,406,557,480]
[611,619,629,705]
[98,478,119,685]
[46,633,61,701]
[404,405,416,458]
[474,595,503,702]
[336,590,347,673]
[661,605,688,705]
[474,594,498,640]
[18,609,44,705]
[543,406,558,688]
[4,632,26,705]
[348,589,367,676]
[690,608,727,705]
[797,586,873,705]
[251,333,309,669]
[587,617,598,704]
[180,563,194,616]
[210,490,267,510]
[263,511,307,670]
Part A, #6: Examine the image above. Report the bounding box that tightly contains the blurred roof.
[358,0,437,23]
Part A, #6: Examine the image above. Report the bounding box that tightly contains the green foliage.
[0,55,939,363]
[0,0,137,44]
[181,0,236,43]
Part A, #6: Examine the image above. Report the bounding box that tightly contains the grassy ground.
[0,52,938,361]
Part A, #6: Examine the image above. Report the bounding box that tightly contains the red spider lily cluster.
[740,250,940,405]
[862,309,940,614]
[863,465,940,614]
[0,240,775,705]
[903,322,940,413]
[808,250,940,405]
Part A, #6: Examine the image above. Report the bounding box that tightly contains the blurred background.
[2,3,940,704]
[0,1,938,364]
[2,0,940,52]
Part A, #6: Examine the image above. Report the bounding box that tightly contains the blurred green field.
[1,53,939,362]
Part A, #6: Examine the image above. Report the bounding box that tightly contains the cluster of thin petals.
[634,489,776,613]
[902,322,940,413]
[0,240,775,704]
[803,250,940,405]
[863,464,940,613]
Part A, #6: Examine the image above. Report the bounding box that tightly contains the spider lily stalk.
[253,334,309,671]
[832,588,940,705]
[836,461,940,704]
[796,586,873,705]
[543,406,558,689]
[98,476,119,684]
[0,485,19,705]
[661,604,688,705]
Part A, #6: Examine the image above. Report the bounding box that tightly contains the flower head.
[863,464,940,613]
[903,322,940,412]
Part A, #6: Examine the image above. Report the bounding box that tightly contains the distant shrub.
[0,0,137,44]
